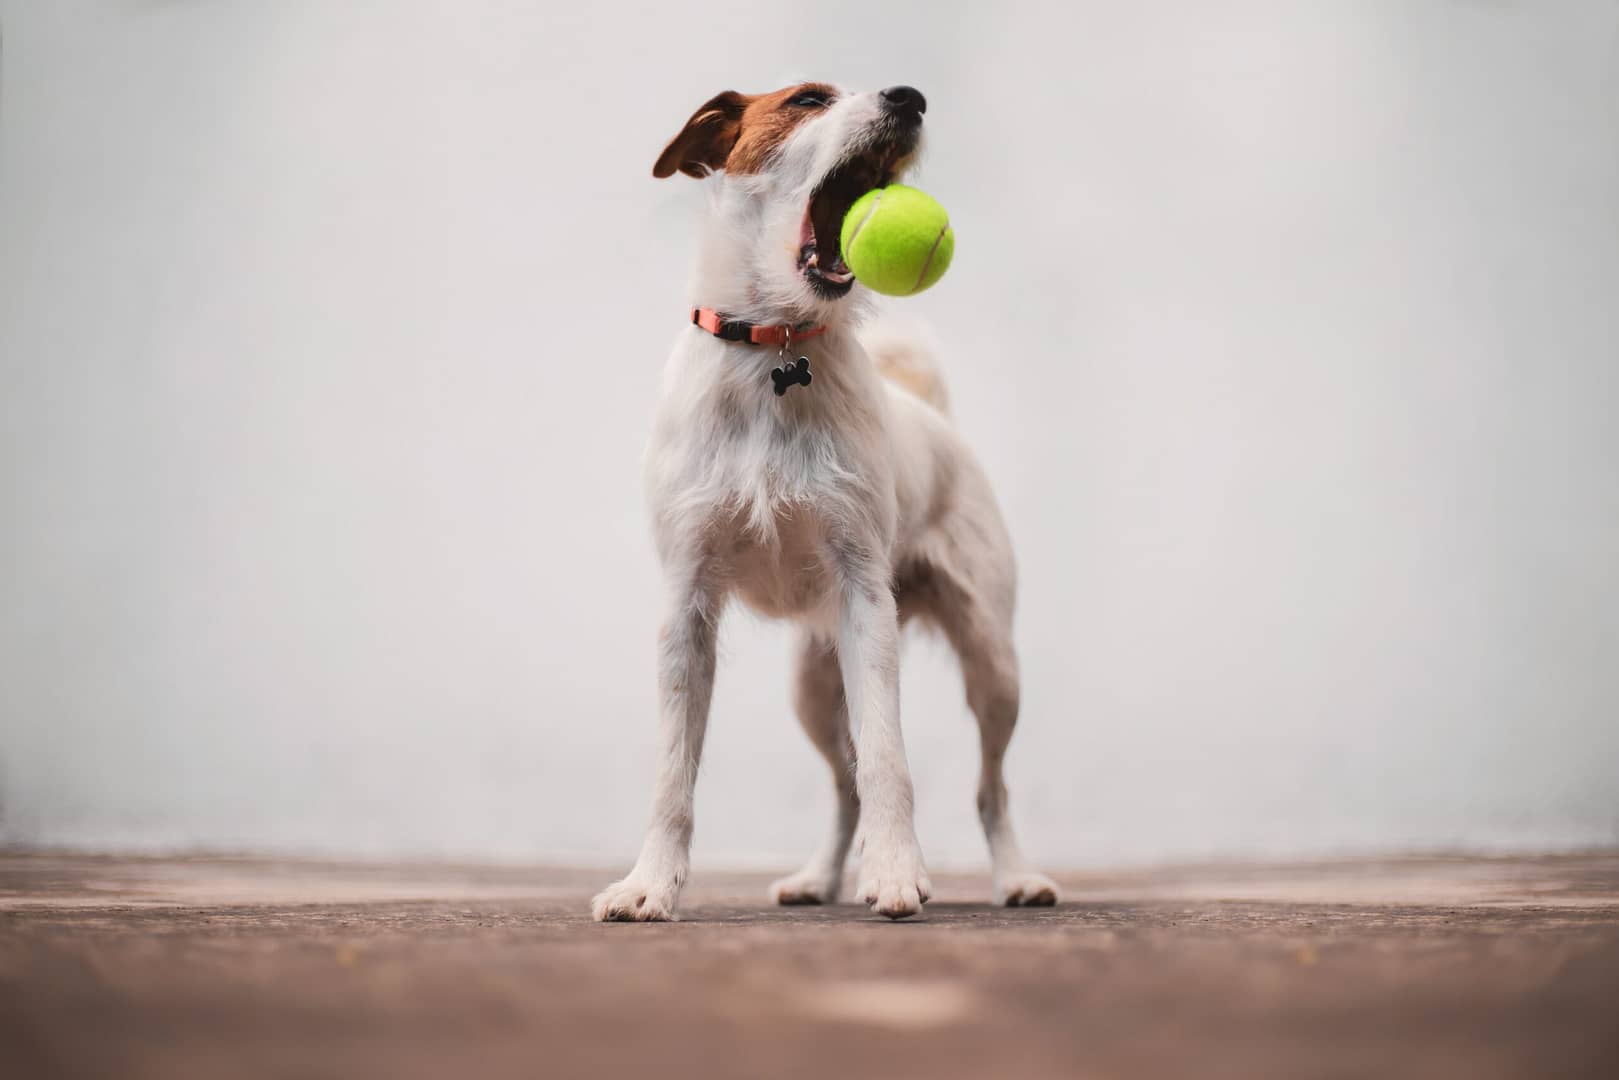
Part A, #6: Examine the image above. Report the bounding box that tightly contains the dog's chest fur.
[725,504,838,618]
[646,331,901,622]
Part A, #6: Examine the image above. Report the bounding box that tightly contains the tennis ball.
[840,185,955,297]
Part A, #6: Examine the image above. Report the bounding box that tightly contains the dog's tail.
[860,316,949,415]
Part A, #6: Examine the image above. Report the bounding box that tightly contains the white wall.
[3,1,1616,868]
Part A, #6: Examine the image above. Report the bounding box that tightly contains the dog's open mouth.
[798,135,915,298]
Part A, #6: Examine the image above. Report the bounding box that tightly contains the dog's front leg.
[592,572,722,922]
[834,544,931,919]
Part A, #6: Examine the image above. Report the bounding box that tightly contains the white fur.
[593,85,1057,922]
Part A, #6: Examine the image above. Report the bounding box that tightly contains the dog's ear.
[653,91,752,179]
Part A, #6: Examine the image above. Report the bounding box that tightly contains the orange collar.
[692,307,828,347]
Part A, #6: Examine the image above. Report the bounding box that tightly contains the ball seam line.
[911,223,950,294]
[844,189,884,260]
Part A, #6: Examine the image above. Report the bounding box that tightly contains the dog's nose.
[880,85,927,119]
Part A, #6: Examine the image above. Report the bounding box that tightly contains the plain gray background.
[3,1,1616,869]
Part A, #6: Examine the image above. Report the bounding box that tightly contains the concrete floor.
[2,853,1617,1079]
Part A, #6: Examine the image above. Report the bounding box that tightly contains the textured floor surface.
[2,852,1617,1079]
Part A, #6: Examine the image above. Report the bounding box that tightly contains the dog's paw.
[856,846,932,920]
[769,867,842,906]
[995,870,1060,907]
[591,876,679,922]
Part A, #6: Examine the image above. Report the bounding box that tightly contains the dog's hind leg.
[961,626,1059,906]
[903,545,1060,907]
[770,632,860,905]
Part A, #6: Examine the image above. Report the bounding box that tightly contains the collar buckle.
[716,319,754,344]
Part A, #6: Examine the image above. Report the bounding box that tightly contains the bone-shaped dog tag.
[771,356,812,396]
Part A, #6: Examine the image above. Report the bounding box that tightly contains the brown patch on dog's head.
[724,84,837,175]
[653,84,838,179]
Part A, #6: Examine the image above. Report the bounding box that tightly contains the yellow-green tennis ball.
[840,184,955,297]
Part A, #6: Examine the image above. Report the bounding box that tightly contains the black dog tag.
[771,355,812,396]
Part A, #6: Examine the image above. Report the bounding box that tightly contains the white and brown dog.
[593,82,1057,921]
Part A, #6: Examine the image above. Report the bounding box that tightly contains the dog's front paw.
[591,875,679,922]
[856,845,932,920]
[770,866,842,906]
[995,870,1060,907]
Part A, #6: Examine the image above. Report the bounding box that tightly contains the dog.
[592,82,1058,921]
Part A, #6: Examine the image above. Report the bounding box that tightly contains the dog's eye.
[790,91,831,109]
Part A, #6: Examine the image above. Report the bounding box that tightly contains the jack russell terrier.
[593,82,1058,921]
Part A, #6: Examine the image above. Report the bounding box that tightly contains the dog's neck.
[687,182,869,330]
